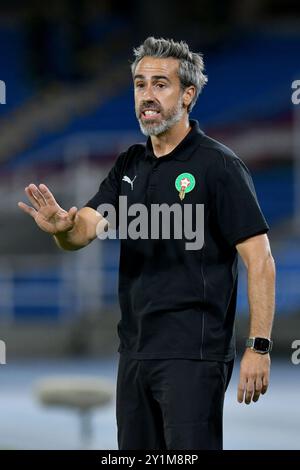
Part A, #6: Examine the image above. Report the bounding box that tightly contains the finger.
[261,374,269,395]
[252,378,263,402]
[25,187,40,210]
[18,201,37,219]
[245,380,254,405]
[28,184,46,206]
[237,380,246,403]
[68,206,78,222]
[39,184,58,206]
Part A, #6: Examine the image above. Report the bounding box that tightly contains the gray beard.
[137,100,185,137]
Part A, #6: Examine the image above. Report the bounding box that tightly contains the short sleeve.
[214,156,269,246]
[84,152,125,213]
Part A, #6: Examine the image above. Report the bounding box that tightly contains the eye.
[156,83,166,88]
[135,82,144,89]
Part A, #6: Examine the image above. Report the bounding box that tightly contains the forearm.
[54,229,87,251]
[53,219,89,251]
[53,207,101,251]
[247,252,276,337]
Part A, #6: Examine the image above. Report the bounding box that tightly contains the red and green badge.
[175,172,196,200]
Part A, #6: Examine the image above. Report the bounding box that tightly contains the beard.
[136,97,185,137]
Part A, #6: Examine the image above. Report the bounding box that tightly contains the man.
[18,37,275,450]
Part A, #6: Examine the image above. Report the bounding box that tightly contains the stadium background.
[0,0,299,449]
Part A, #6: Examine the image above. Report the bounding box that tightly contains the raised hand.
[18,183,78,235]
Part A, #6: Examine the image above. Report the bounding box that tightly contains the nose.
[142,82,155,101]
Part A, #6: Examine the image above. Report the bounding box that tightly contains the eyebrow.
[134,74,171,83]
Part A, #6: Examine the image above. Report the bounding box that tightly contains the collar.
[145,119,204,162]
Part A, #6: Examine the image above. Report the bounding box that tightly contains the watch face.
[254,337,270,352]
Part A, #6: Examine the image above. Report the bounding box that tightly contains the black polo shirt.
[85,120,269,361]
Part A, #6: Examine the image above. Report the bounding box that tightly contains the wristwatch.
[245,337,273,354]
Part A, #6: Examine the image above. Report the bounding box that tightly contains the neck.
[150,116,191,158]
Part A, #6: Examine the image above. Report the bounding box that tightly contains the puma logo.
[122,175,137,190]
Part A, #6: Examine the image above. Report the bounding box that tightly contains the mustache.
[139,102,162,113]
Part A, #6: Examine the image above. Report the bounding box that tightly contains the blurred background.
[0,0,300,450]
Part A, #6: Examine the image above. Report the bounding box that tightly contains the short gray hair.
[131,37,208,113]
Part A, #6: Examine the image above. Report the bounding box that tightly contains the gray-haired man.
[19,37,275,450]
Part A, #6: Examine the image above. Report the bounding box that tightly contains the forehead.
[134,56,180,79]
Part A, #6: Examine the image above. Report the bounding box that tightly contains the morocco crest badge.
[175,172,196,200]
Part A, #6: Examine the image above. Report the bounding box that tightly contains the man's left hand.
[237,348,270,404]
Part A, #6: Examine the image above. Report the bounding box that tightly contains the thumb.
[68,206,78,222]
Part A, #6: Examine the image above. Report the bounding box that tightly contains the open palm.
[18,183,77,235]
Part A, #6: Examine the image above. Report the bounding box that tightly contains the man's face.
[134,56,186,136]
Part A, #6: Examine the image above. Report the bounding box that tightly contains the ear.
[182,86,196,110]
